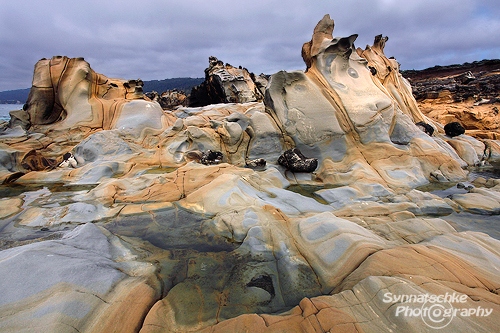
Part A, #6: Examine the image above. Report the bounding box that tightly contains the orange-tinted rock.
[403,60,500,139]
[336,244,500,294]
[357,34,426,124]
[267,15,468,188]
[24,56,146,128]
[20,149,59,171]
[1,13,500,333]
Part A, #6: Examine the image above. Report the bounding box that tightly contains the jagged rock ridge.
[0,14,499,333]
[189,56,267,106]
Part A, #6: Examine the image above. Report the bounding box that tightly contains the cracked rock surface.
[1,14,500,333]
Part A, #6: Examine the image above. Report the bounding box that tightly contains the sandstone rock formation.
[146,89,189,110]
[265,14,488,191]
[0,14,500,333]
[403,59,500,139]
[0,55,169,179]
[23,56,152,129]
[189,56,264,106]
[357,34,426,124]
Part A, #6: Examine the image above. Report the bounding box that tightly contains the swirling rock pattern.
[0,14,500,333]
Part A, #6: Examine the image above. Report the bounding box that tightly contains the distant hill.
[0,88,30,104]
[143,77,204,94]
[0,78,204,104]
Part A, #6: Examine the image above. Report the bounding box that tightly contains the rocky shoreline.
[402,59,500,140]
[0,14,499,333]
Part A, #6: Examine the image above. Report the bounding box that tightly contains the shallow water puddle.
[286,184,339,205]
[419,166,500,241]
[445,212,500,240]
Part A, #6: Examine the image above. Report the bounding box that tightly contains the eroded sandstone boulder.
[357,34,427,124]
[265,14,468,190]
[1,13,500,333]
[0,56,171,181]
[24,56,149,129]
[189,56,264,106]
[146,89,188,110]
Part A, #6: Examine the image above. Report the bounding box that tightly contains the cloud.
[0,0,499,91]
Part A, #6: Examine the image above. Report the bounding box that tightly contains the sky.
[0,0,499,92]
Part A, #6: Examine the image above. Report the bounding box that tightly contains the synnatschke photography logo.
[383,291,493,329]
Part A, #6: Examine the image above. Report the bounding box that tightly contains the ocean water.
[0,103,23,122]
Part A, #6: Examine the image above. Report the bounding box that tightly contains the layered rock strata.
[0,14,500,333]
[21,56,151,129]
[189,56,264,106]
[265,15,485,191]
[403,59,500,139]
